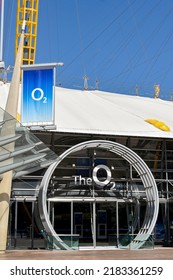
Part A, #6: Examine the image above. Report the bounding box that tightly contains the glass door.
[73,202,94,247]
[96,202,117,247]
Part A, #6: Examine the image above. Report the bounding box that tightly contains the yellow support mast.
[15,0,39,65]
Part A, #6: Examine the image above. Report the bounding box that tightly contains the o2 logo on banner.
[31,88,47,104]
[21,65,55,127]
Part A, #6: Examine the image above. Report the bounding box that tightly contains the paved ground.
[0,247,173,260]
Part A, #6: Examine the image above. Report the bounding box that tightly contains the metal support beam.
[0,144,34,161]
[0,135,21,147]
[93,201,96,248]
[71,201,73,236]
[0,153,46,175]
[116,201,119,247]
[14,201,18,248]
[31,201,34,249]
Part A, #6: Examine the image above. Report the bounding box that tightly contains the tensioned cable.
[79,0,161,85]
[46,0,52,62]
[75,0,86,77]
[54,1,119,67]
[127,0,148,63]
[54,0,63,86]
[91,0,150,81]
[61,0,140,88]
[3,0,15,65]
[55,0,61,61]
[61,1,155,89]
[141,28,173,81]
[98,0,164,84]
[156,60,173,86]
[60,0,137,74]
[109,4,173,92]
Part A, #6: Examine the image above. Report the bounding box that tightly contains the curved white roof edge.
[0,81,173,138]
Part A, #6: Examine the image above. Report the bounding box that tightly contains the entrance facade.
[48,199,139,248]
[48,200,118,248]
[38,140,159,250]
[9,134,173,250]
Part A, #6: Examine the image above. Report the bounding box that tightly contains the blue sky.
[3,0,173,100]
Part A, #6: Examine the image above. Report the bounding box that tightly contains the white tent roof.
[1,81,173,138]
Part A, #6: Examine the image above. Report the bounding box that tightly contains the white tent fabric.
[1,81,173,138]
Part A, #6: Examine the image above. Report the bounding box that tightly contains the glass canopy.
[0,106,57,179]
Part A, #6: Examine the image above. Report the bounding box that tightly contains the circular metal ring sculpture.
[38,140,159,250]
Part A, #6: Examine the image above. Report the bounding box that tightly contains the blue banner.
[21,67,54,126]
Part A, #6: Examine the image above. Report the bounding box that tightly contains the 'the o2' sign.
[21,64,56,127]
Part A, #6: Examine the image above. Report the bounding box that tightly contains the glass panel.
[46,235,79,250]
[0,106,57,177]
[116,234,154,249]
